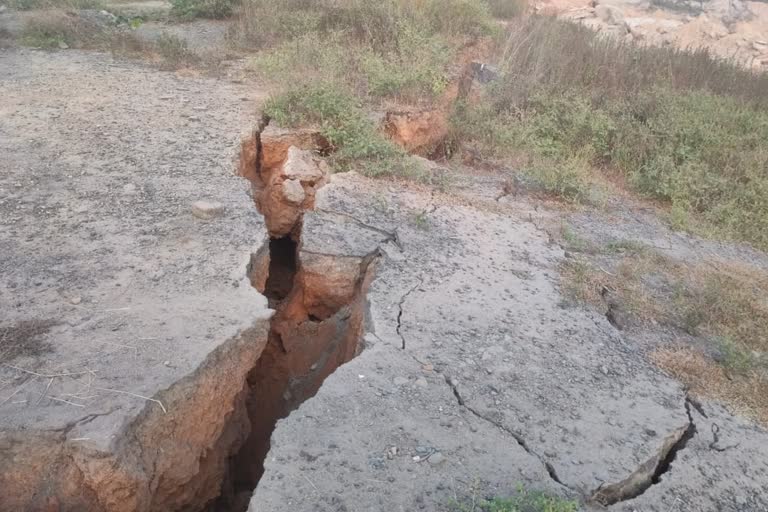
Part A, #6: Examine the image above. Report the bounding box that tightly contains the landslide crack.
[396,278,423,350]
[316,208,403,251]
[202,122,379,512]
[442,374,572,490]
[590,397,697,506]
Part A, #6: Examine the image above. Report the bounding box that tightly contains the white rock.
[191,200,225,220]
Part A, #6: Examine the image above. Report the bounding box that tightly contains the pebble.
[428,452,445,465]
[415,377,428,388]
[191,200,225,220]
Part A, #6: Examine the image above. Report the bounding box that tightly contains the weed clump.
[451,486,578,512]
[264,85,421,179]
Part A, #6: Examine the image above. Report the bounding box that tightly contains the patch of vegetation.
[20,10,107,48]
[153,32,200,69]
[234,0,504,180]
[452,486,578,512]
[561,239,768,422]
[248,28,451,102]
[485,0,528,18]
[652,346,768,426]
[453,16,768,248]
[453,15,768,249]
[170,0,236,20]
[231,0,496,97]
[563,245,768,355]
[6,0,103,10]
[231,0,496,51]
[264,84,423,179]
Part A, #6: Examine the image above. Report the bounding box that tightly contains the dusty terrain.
[2,21,768,512]
[538,0,768,70]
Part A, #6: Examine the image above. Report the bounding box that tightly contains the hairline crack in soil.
[204,120,381,512]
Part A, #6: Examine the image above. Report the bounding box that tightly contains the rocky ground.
[1,38,768,512]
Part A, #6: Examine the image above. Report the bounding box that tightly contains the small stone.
[415,377,428,388]
[281,179,305,205]
[421,363,433,372]
[412,455,421,462]
[188,116,201,122]
[163,361,171,367]
[58,41,69,50]
[191,201,225,220]
[428,452,445,465]
[69,296,82,305]
[393,377,408,386]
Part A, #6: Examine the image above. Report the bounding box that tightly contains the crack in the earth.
[441,373,574,492]
[316,208,403,251]
[590,397,698,506]
[396,278,423,350]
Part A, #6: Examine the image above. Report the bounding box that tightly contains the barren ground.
[1,28,768,512]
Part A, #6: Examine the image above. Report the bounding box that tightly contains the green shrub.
[171,0,236,19]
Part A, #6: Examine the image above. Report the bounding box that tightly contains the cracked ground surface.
[251,173,768,512]
[1,48,768,511]
[0,49,274,510]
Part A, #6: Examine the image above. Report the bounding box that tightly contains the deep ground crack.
[590,396,698,506]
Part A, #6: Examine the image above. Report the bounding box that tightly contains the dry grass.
[561,238,768,359]
[18,11,209,70]
[494,15,768,106]
[652,347,768,427]
[561,235,768,424]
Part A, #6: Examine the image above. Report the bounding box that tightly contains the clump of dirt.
[240,122,330,238]
[383,109,449,158]
[0,319,56,363]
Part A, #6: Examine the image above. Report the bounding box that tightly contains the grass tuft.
[451,486,578,512]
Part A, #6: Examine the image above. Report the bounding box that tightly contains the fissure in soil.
[202,123,377,511]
